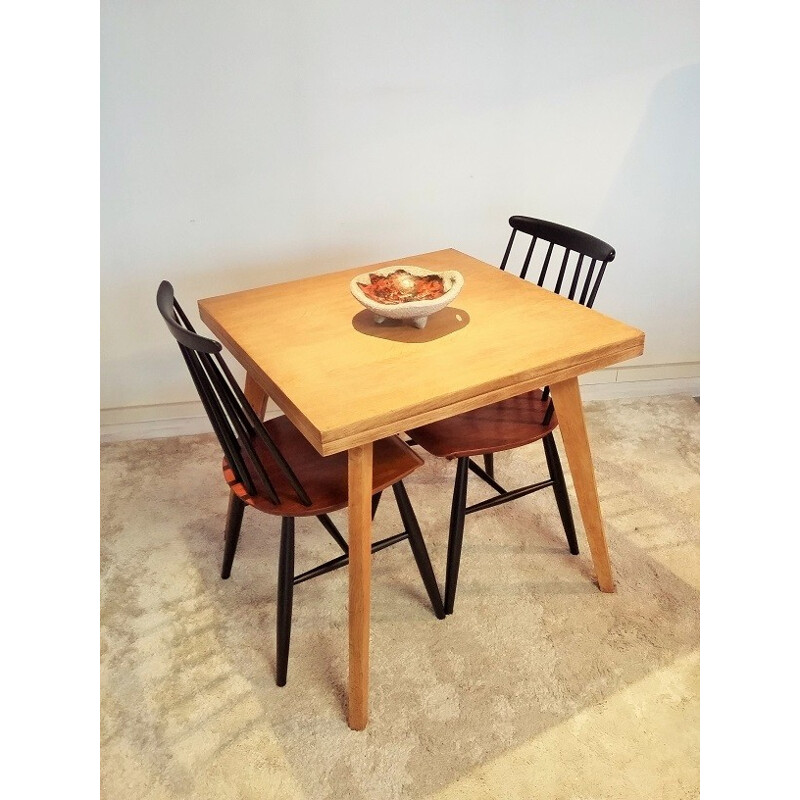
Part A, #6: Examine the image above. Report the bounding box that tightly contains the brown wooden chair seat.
[225,414,423,517]
[406,216,617,615]
[157,280,445,687]
[408,389,557,460]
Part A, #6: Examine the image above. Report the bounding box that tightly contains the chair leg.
[483,453,495,480]
[392,482,445,619]
[221,492,246,579]
[276,516,295,687]
[444,457,470,615]
[371,491,382,521]
[542,433,579,555]
[316,514,349,554]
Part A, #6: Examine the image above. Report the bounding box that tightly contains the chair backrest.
[156,281,311,508]
[499,216,615,308]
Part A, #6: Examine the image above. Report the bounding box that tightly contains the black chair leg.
[483,453,495,480]
[542,433,579,555]
[276,516,295,687]
[444,457,470,615]
[221,492,246,579]
[316,514,349,554]
[392,482,445,620]
[371,491,382,520]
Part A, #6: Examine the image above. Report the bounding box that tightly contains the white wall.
[101,0,699,433]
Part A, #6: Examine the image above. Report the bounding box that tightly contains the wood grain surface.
[199,249,644,456]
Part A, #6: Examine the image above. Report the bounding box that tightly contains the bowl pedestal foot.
[372,313,428,329]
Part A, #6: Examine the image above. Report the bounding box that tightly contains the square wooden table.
[198,248,645,730]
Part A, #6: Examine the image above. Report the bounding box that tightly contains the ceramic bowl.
[349,265,464,329]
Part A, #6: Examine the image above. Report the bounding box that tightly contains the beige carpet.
[100,394,699,799]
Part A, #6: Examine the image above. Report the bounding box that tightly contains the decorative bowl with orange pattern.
[349,265,464,329]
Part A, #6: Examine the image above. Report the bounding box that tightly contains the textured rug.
[100,394,699,799]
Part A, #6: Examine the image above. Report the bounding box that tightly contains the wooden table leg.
[549,377,615,593]
[347,442,373,730]
[244,373,269,420]
[236,374,271,508]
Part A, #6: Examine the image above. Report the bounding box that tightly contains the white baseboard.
[580,376,699,401]
[100,402,284,443]
[101,362,699,443]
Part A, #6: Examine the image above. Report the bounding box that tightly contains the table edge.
[316,334,644,455]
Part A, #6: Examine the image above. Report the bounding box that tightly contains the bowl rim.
[349,265,464,312]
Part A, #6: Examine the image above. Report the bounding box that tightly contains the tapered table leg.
[236,373,271,508]
[244,373,269,420]
[347,442,373,730]
[549,377,615,593]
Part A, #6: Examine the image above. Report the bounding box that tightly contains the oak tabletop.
[198,249,644,456]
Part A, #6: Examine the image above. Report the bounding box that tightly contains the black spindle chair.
[407,216,616,614]
[157,281,445,685]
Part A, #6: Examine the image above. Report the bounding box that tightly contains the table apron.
[316,339,644,455]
